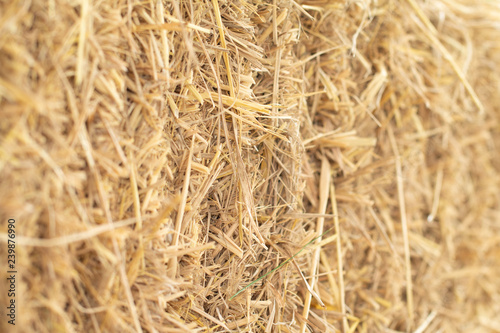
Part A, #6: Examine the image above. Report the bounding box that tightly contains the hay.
[0,0,499,332]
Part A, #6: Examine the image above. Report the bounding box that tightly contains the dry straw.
[0,0,499,332]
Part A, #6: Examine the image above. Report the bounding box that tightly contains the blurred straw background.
[0,0,499,332]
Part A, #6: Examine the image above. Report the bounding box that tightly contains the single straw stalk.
[300,157,331,333]
[388,127,414,328]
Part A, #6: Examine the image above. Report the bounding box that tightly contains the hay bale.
[0,0,499,332]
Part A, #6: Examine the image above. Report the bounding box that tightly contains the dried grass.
[1,0,499,332]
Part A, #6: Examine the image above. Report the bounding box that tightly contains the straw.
[0,0,499,332]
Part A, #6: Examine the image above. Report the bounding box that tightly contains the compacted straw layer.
[0,0,499,332]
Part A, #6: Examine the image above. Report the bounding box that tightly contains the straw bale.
[0,0,499,332]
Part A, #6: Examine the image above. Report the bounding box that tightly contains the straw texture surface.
[0,0,499,332]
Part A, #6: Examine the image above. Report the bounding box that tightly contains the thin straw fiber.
[0,0,499,332]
